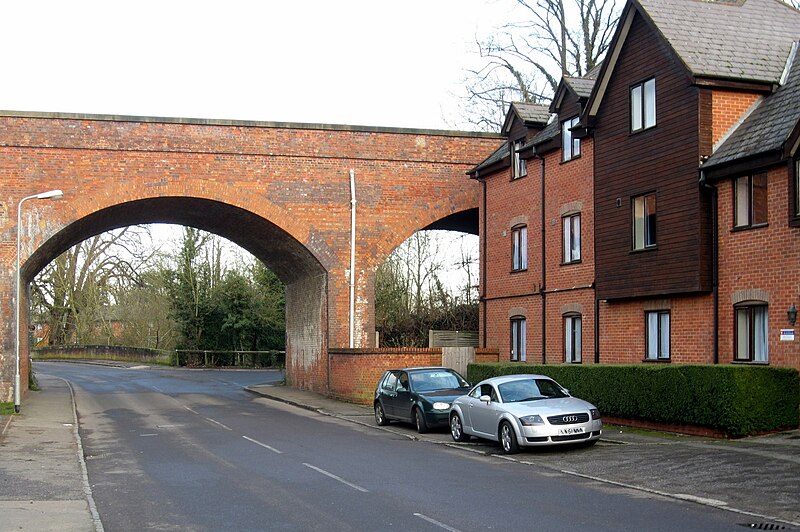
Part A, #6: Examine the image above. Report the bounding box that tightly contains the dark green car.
[373,367,470,433]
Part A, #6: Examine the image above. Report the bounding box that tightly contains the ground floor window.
[510,317,526,362]
[564,314,581,363]
[645,310,670,360]
[735,303,768,363]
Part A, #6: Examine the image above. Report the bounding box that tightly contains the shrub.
[467,363,800,437]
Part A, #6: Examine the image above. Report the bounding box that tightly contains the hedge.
[467,363,800,438]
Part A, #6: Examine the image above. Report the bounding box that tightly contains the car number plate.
[558,427,585,435]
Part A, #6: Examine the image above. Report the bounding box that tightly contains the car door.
[466,383,502,438]
[393,371,413,422]
[379,371,400,417]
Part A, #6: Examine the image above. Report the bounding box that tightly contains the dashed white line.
[302,463,369,493]
[414,513,462,532]
[183,406,199,415]
[243,435,283,454]
[204,417,232,431]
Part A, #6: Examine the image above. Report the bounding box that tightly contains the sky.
[1,0,509,131]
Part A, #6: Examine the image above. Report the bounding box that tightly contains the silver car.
[449,374,602,453]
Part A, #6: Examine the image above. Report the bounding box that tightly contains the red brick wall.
[0,112,501,402]
[716,164,800,370]
[328,348,442,404]
[711,90,762,147]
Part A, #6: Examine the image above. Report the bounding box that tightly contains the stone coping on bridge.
[0,110,503,139]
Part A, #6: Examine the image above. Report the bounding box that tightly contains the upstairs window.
[562,213,581,263]
[734,173,768,228]
[511,225,528,271]
[632,193,657,250]
[795,159,799,217]
[510,316,527,362]
[561,116,581,161]
[564,314,582,363]
[645,310,670,360]
[631,78,656,132]
[512,139,527,179]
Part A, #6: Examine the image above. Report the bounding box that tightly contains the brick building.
[471,0,800,371]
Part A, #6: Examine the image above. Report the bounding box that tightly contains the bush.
[467,363,800,437]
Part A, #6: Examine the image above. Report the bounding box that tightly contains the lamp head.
[788,303,797,327]
[36,189,63,200]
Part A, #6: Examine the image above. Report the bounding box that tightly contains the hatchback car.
[374,367,470,433]
[449,374,602,453]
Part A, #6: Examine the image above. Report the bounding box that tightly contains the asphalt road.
[39,362,753,531]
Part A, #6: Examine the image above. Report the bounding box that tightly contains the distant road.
[39,361,744,531]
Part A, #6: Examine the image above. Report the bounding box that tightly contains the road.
[39,362,749,531]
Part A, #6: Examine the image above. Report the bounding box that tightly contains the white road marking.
[204,417,232,431]
[184,406,199,415]
[302,463,369,493]
[242,435,283,454]
[414,513,462,532]
[139,433,158,437]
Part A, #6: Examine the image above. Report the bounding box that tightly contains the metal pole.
[14,190,63,413]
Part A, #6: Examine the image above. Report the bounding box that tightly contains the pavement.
[1,376,799,532]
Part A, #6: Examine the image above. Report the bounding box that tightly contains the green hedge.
[467,363,800,438]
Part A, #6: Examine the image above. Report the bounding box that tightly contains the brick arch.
[0,111,501,400]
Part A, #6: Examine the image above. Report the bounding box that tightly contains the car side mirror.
[480,395,492,404]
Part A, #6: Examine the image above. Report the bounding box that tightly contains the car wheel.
[374,402,390,426]
[414,407,429,434]
[450,413,469,442]
[499,421,519,454]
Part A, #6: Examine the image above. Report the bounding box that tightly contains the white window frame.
[735,303,769,363]
[735,173,768,228]
[512,225,527,271]
[561,116,581,161]
[511,317,527,362]
[631,78,656,132]
[645,310,670,360]
[564,314,582,363]
[632,193,657,250]
[562,213,581,263]
[512,139,527,179]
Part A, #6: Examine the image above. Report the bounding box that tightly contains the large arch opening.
[22,197,328,392]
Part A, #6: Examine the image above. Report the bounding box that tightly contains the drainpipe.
[699,171,719,364]
[540,156,547,364]
[349,169,357,348]
[481,176,488,348]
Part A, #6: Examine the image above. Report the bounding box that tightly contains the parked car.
[374,367,471,433]
[449,374,602,453]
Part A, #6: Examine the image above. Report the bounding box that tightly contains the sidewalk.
[0,375,99,531]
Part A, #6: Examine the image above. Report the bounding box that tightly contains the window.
[563,213,581,263]
[511,225,527,271]
[511,317,526,362]
[632,193,657,250]
[562,116,581,161]
[564,314,582,363]
[795,159,799,217]
[512,139,527,179]
[735,303,769,363]
[631,78,656,132]
[735,173,768,228]
[645,311,670,360]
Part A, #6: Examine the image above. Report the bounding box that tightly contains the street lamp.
[15,189,63,413]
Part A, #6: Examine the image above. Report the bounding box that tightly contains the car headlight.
[590,408,601,420]
[432,402,451,411]
[519,414,544,426]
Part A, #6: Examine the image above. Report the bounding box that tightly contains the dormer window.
[562,116,581,161]
[512,139,527,179]
[631,78,656,133]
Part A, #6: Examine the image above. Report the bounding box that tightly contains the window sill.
[629,125,656,136]
[510,268,528,274]
[731,223,768,233]
[731,360,769,365]
[510,174,527,182]
[560,155,581,165]
[561,259,582,266]
[642,358,670,363]
[629,246,657,254]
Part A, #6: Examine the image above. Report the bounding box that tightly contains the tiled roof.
[703,43,800,168]
[467,142,508,177]
[564,77,596,99]
[637,0,800,84]
[528,117,560,147]
[511,102,552,125]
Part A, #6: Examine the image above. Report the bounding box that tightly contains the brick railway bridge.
[0,111,500,403]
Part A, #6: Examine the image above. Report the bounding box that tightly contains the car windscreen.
[409,370,468,392]
[497,379,569,403]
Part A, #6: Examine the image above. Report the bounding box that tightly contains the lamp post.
[14,189,63,413]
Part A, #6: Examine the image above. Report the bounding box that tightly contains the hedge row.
[467,363,800,437]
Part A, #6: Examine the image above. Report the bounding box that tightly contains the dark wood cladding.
[593,10,713,301]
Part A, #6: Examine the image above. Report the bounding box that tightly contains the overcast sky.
[1,0,508,131]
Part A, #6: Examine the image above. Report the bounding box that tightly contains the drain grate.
[739,523,790,530]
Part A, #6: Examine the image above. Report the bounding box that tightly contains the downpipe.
[349,169,357,348]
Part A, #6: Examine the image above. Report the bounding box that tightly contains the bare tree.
[31,226,156,345]
[461,0,619,130]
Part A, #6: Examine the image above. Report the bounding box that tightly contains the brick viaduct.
[0,111,500,401]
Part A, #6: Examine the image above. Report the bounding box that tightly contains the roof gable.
[500,102,551,136]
